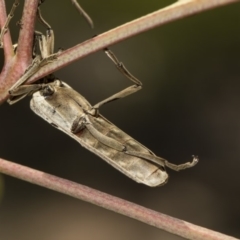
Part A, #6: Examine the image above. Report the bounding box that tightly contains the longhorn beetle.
[7,1,198,187]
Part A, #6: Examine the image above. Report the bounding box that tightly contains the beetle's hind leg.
[89,49,142,116]
[72,115,198,171]
[164,155,199,171]
[125,150,198,171]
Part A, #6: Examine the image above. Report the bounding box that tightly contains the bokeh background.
[1,0,240,239]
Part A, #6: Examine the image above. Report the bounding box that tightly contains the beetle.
[28,78,198,187]
[7,1,198,187]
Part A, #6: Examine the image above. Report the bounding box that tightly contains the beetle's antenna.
[71,0,94,28]
[37,5,51,30]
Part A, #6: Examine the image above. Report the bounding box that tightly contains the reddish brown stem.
[0,157,238,240]
[0,0,238,103]
[0,0,39,103]
[27,0,240,83]
[0,0,14,63]
[15,0,39,67]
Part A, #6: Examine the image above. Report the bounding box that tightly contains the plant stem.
[16,0,39,65]
[0,0,14,62]
[0,0,39,103]
[27,0,239,83]
[0,157,238,240]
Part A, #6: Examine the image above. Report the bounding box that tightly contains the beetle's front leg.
[8,83,43,104]
[8,56,57,105]
[71,115,197,171]
[9,27,57,91]
[8,7,58,105]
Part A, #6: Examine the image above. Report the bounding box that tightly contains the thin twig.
[0,0,14,62]
[0,0,238,102]
[0,157,238,240]
[0,0,19,48]
[27,0,239,83]
[0,0,39,103]
[0,0,15,102]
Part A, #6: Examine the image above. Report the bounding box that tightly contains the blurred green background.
[1,0,240,239]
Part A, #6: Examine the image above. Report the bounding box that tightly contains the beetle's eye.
[42,85,55,97]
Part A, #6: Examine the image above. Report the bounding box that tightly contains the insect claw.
[191,155,199,166]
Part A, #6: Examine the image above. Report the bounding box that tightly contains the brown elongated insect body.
[8,1,198,187]
[30,80,198,187]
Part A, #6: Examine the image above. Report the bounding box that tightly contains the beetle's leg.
[8,55,42,95]
[125,151,198,171]
[8,7,57,104]
[8,67,54,105]
[36,6,54,57]
[8,84,43,105]
[70,114,198,170]
[72,115,126,152]
[72,115,197,170]
[34,5,57,63]
[164,156,199,171]
[8,45,56,92]
[104,48,142,87]
[0,0,20,48]
[35,29,57,63]
[86,122,126,151]
[8,52,57,104]
[9,84,42,97]
[89,48,142,115]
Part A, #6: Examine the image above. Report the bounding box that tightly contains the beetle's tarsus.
[165,156,199,172]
